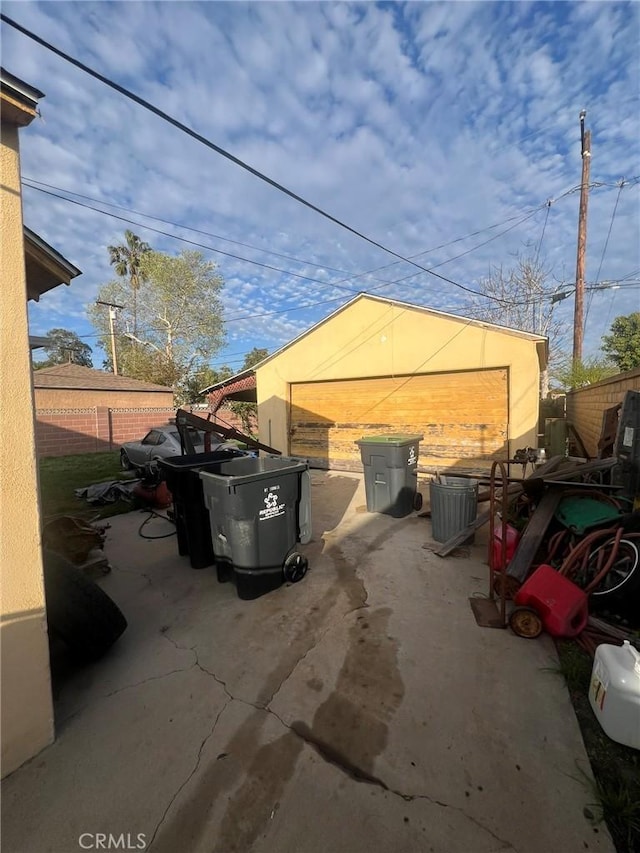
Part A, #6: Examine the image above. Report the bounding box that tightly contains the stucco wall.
[33,387,174,409]
[0,124,55,777]
[566,367,640,457]
[257,298,543,462]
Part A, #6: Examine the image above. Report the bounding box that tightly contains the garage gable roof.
[252,293,548,371]
[33,363,173,393]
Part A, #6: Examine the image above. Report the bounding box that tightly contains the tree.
[181,365,233,405]
[89,249,226,401]
[550,355,616,391]
[462,252,569,396]
[601,313,640,372]
[107,230,151,335]
[33,328,93,368]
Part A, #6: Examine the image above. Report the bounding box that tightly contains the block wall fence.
[565,367,640,457]
[35,406,247,458]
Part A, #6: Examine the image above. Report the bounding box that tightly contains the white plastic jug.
[589,640,640,750]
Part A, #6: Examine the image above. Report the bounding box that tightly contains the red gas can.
[491,523,520,571]
[514,564,588,638]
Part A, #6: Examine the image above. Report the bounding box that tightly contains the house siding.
[1,113,55,777]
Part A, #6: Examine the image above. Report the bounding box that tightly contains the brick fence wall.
[565,367,640,457]
[35,405,249,458]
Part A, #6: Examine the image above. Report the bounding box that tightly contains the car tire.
[42,550,127,662]
[120,449,133,471]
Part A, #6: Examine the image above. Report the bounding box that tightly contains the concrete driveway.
[2,471,613,853]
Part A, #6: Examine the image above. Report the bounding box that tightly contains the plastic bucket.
[429,478,478,543]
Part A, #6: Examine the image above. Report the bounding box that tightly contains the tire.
[42,550,127,662]
[584,539,640,600]
[120,449,133,471]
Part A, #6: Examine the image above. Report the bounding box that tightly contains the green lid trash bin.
[199,456,312,600]
[356,434,423,517]
[429,476,479,543]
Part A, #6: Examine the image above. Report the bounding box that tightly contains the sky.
[3,0,639,375]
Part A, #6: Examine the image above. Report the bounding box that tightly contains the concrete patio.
[2,471,613,853]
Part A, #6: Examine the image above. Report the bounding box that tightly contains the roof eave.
[24,228,82,302]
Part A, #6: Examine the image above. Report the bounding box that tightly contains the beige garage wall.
[1,124,55,777]
[257,298,543,463]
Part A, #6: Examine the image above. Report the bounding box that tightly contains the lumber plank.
[505,488,564,583]
[433,509,491,557]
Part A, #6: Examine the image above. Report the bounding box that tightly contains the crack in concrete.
[147,696,233,851]
[259,622,335,709]
[137,650,515,853]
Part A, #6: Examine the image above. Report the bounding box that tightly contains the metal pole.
[573,110,591,365]
[108,306,119,375]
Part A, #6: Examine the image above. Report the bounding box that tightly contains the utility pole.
[573,109,591,364]
[96,300,124,375]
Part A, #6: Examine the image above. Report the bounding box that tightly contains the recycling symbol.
[264,492,278,509]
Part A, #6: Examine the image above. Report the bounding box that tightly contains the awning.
[201,368,257,412]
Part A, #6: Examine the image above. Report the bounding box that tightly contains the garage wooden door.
[289,368,508,471]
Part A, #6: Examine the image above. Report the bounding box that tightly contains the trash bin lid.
[199,455,308,487]
[356,434,423,447]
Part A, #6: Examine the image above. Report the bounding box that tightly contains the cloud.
[0,0,637,367]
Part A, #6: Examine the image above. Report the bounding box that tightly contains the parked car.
[120,425,237,473]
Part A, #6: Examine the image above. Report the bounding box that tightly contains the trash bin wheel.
[283,552,308,584]
[509,606,543,639]
[413,492,424,511]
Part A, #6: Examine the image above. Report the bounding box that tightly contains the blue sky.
[3,0,639,373]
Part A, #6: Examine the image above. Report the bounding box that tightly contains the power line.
[368,209,541,293]
[2,13,514,306]
[31,176,625,311]
[23,180,540,310]
[534,200,551,266]
[23,176,554,289]
[585,179,625,326]
[24,183,360,296]
[22,177,356,277]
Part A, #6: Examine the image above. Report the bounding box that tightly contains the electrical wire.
[534,200,551,266]
[23,176,560,290]
[22,177,356,277]
[367,208,541,293]
[2,13,519,306]
[24,183,360,296]
[586,180,625,328]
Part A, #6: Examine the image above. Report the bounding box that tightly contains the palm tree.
[107,230,151,335]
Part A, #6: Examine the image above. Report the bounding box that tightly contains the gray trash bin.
[429,476,479,543]
[356,434,423,518]
[158,449,246,570]
[199,456,311,600]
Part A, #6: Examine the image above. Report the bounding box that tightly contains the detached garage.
[256,294,547,473]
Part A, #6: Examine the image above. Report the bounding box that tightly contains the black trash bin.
[159,449,245,569]
[356,434,423,518]
[199,456,312,600]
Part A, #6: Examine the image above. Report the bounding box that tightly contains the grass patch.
[39,452,135,520]
[556,639,640,852]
